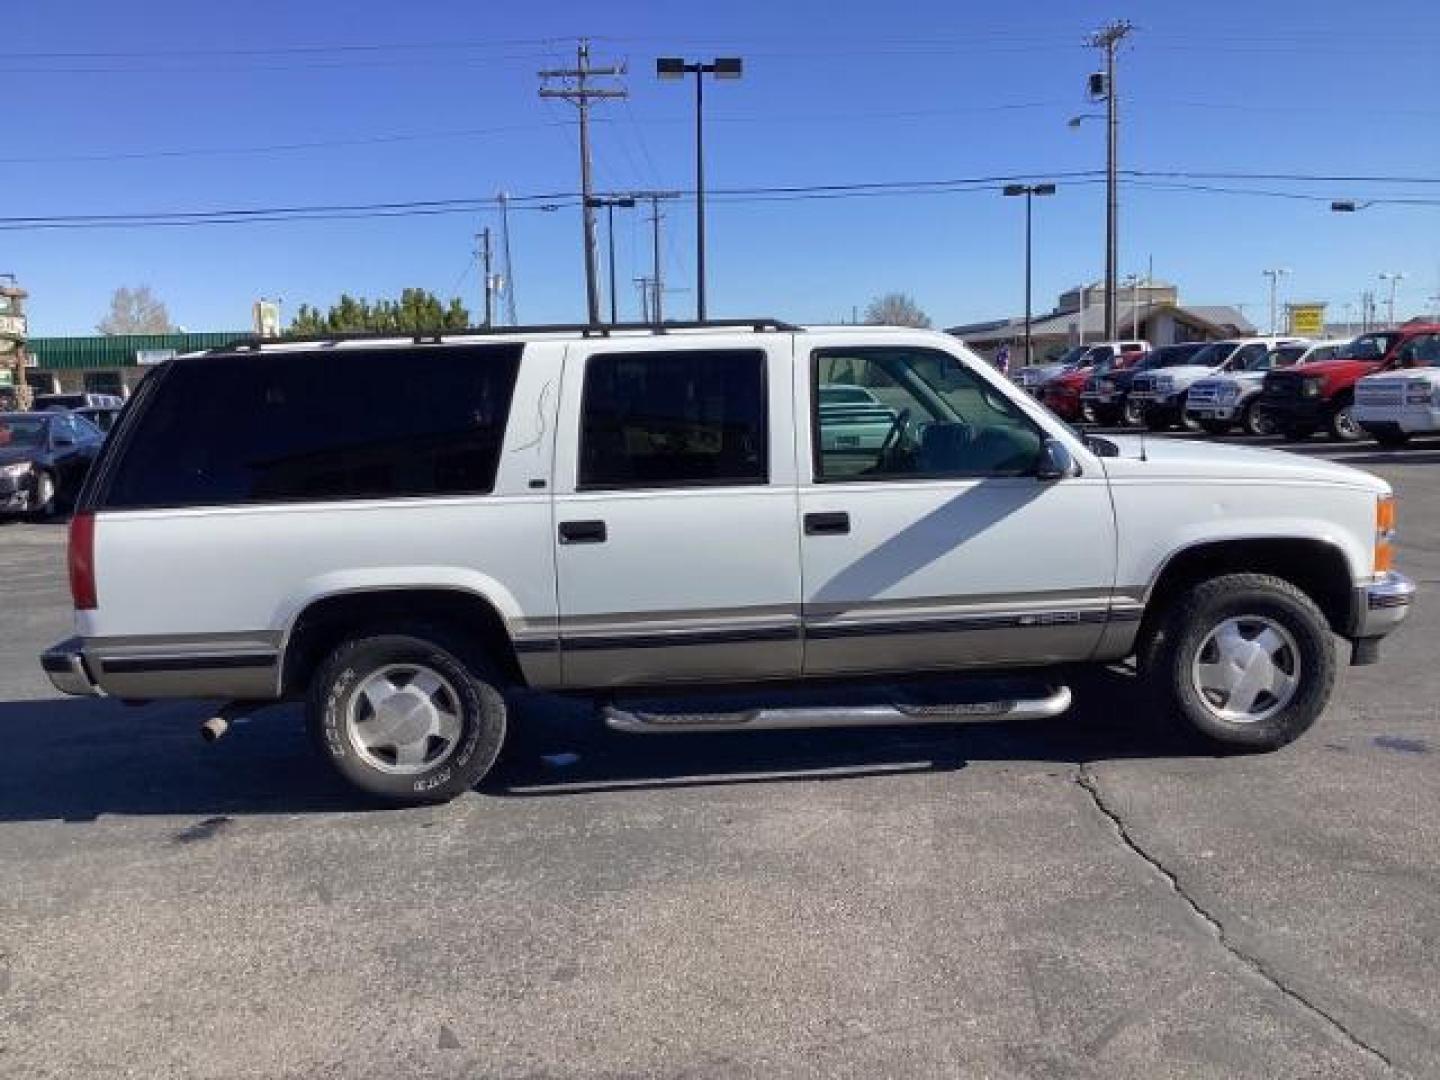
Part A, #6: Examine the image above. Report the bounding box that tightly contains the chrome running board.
[604,684,1071,734]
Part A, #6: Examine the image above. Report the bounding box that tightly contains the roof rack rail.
[210,318,802,353]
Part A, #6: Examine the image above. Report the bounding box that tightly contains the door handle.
[559,519,607,545]
[804,511,850,536]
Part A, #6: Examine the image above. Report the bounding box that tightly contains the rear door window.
[578,349,768,490]
[99,344,522,508]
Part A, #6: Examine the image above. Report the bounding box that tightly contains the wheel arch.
[280,587,528,696]
[1139,536,1356,648]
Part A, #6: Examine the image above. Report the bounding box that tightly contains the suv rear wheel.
[1141,573,1336,750]
[307,631,507,804]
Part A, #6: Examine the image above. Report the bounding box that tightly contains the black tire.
[1241,399,1275,438]
[1281,425,1314,442]
[1091,405,1122,427]
[27,470,57,519]
[1143,408,1170,432]
[1373,429,1411,449]
[1139,573,1336,751]
[1122,398,1145,427]
[1327,397,1363,442]
[307,631,508,804]
[1199,420,1231,436]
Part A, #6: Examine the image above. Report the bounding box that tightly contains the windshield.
[0,417,47,447]
[1340,333,1397,361]
[1137,344,1203,370]
[1052,346,1088,367]
[1270,345,1308,368]
[1394,333,1440,368]
[1188,341,1238,368]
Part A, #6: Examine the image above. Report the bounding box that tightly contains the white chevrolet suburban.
[42,320,1414,804]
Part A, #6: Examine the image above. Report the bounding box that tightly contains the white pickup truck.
[43,320,1413,804]
[1129,337,1301,431]
[1184,339,1348,436]
[1354,328,1440,447]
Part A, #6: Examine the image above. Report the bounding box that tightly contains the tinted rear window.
[100,345,521,509]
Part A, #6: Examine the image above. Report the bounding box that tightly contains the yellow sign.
[1288,303,1326,337]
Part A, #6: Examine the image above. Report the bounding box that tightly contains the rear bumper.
[41,634,282,699]
[41,637,102,697]
[1349,571,1416,641]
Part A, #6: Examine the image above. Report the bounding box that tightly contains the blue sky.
[5,0,1439,335]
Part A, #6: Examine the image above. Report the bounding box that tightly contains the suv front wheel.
[308,632,508,804]
[1142,574,1336,750]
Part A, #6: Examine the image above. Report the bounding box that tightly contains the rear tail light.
[68,512,97,610]
[1375,496,1396,574]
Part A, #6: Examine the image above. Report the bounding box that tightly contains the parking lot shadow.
[0,669,1208,821]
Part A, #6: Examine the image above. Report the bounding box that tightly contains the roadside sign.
[1287,303,1326,337]
[136,348,177,366]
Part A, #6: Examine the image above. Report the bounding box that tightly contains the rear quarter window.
[98,344,522,509]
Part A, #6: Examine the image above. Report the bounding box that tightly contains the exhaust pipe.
[200,702,250,743]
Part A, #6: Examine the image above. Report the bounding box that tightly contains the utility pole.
[540,40,627,326]
[633,191,680,323]
[1087,20,1132,341]
[476,228,494,328]
[497,191,518,326]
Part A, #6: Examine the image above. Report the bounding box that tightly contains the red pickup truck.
[1259,326,1440,441]
[1041,349,1147,422]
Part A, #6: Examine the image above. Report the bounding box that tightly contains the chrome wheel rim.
[1124,400,1142,425]
[1247,405,1275,437]
[346,663,463,775]
[1334,406,1360,440]
[1191,616,1301,724]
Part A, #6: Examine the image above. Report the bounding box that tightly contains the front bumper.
[1185,402,1241,421]
[41,636,103,697]
[1258,395,1328,428]
[1350,571,1417,641]
[1355,405,1440,435]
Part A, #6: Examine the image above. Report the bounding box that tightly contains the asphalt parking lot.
[1,436,1437,1079]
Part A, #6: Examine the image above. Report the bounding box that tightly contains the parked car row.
[1013,324,1440,446]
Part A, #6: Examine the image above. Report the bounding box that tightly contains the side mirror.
[1036,438,1081,481]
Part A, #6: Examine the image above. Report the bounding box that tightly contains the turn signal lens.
[1375,496,1396,573]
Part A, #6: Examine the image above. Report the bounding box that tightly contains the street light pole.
[1002,183,1056,366]
[586,195,636,323]
[658,56,743,322]
[1262,268,1291,335]
[1379,272,1405,326]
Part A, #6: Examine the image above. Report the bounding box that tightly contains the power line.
[1,169,1436,232]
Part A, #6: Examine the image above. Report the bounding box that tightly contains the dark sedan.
[0,412,106,517]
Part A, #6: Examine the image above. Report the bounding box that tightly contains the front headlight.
[1302,378,1323,398]
[1405,381,1432,404]
[0,461,33,479]
[1154,376,1174,392]
[1217,384,1240,402]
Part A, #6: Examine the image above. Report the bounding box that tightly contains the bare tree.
[863,292,932,328]
[97,286,175,335]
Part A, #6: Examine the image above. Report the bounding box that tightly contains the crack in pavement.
[1074,764,1398,1075]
